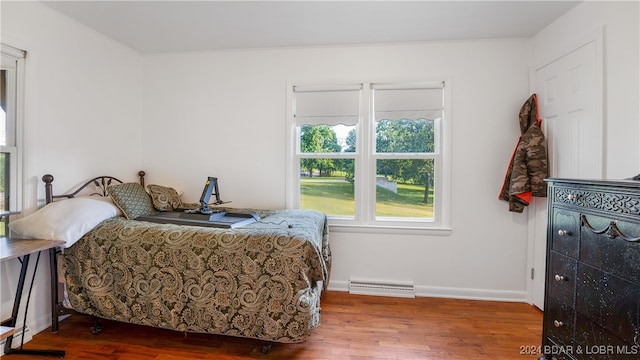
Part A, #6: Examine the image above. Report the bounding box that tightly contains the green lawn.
[300,178,355,215]
[300,177,433,218]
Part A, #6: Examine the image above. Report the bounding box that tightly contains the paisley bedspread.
[61,209,331,343]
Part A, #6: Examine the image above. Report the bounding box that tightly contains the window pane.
[0,152,6,235]
[1,69,7,146]
[299,124,356,153]
[1,55,19,147]
[0,152,8,211]
[300,158,355,216]
[375,118,434,153]
[375,159,434,219]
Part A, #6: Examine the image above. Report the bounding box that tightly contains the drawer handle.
[581,215,640,242]
[553,320,564,328]
[567,194,578,201]
[554,274,567,282]
[557,229,571,236]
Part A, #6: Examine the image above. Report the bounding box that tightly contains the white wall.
[0,1,143,342]
[530,0,640,179]
[139,1,638,302]
[142,40,533,300]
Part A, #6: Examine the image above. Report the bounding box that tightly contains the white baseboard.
[328,280,527,302]
[0,309,57,356]
[0,326,32,356]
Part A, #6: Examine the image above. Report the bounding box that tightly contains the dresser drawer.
[580,214,640,285]
[551,209,580,258]
[575,316,639,360]
[545,252,577,349]
[553,185,640,217]
[576,263,640,346]
[547,251,577,307]
[544,337,577,360]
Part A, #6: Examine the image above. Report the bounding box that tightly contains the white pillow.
[9,196,121,247]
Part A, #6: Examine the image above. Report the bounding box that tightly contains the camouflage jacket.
[499,94,548,213]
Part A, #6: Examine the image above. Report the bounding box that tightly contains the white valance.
[294,85,361,126]
[373,85,443,122]
[375,110,443,123]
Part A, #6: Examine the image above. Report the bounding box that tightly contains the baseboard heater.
[349,279,415,298]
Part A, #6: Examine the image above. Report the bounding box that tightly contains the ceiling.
[41,0,581,54]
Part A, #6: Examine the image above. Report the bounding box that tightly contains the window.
[1,44,25,230]
[287,81,451,230]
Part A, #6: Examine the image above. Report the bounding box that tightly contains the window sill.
[328,222,453,236]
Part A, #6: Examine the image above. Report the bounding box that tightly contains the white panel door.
[537,41,601,179]
[530,40,601,310]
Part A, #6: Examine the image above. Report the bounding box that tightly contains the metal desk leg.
[3,254,29,355]
[49,248,59,333]
[3,252,65,358]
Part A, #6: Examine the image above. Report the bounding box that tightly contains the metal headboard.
[42,171,146,204]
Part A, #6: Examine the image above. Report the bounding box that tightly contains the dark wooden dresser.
[541,179,640,359]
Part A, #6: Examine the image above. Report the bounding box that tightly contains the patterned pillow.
[147,184,183,211]
[108,182,156,220]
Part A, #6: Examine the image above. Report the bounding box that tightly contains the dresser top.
[545,178,640,188]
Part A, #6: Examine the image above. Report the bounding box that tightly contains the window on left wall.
[1,44,25,234]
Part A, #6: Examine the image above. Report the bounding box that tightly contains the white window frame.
[1,43,26,213]
[286,79,452,234]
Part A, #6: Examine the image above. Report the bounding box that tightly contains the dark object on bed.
[41,171,331,349]
[136,210,260,228]
[136,176,258,228]
[186,176,229,215]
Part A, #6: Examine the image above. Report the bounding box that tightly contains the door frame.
[525,27,604,309]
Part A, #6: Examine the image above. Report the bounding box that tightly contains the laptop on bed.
[136,177,259,229]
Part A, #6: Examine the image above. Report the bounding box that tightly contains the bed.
[9,171,331,350]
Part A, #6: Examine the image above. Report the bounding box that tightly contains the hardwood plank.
[5,291,542,359]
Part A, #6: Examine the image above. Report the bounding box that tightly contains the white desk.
[0,237,65,357]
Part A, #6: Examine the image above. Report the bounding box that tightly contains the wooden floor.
[6,291,543,360]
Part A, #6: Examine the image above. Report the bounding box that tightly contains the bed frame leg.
[91,317,104,334]
[260,342,273,354]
